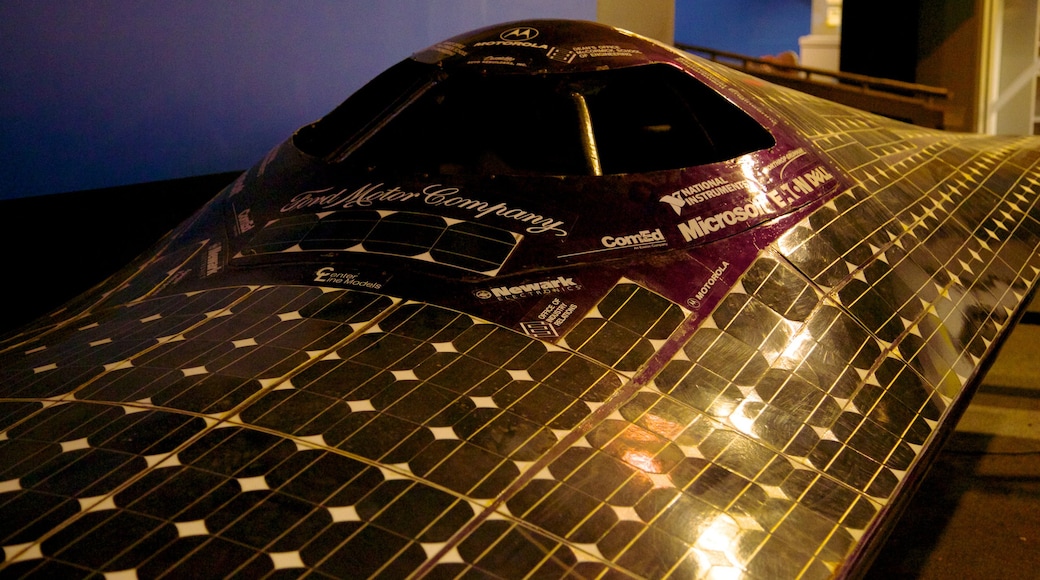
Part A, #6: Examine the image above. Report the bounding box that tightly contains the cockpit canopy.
[295,59,775,177]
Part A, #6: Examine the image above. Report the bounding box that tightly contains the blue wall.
[0,1,594,199]
[675,0,811,57]
[0,1,812,200]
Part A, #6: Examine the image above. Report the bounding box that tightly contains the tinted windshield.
[300,62,775,176]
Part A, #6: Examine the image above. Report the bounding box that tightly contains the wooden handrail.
[675,43,950,103]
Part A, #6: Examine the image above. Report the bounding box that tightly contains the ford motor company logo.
[501,27,538,41]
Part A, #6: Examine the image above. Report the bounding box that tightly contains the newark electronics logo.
[474,276,580,300]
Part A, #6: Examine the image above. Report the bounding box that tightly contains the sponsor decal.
[236,208,254,234]
[475,276,581,301]
[519,296,581,339]
[281,183,568,236]
[281,183,422,211]
[313,267,384,290]
[572,45,643,58]
[430,41,468,58]
[500,27,538,41]
[547,47,576,63]
[422,187,567,236]
[204,242,222,276]
[601,228,666,250]
[471,40,550,50]
[561,228,667,259]
[673,165,835,242]
[774,165,834,201]
[660,177,749,215]
[473,28,548,50]
[661,162,833,217]
[536,297,580,327]
[762,147,807,175]
[471,56,521,67]
[688,261,730,309]
[520,320,558,339]
[677,199,773,242]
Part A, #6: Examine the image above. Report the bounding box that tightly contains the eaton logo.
[500,27,539,41]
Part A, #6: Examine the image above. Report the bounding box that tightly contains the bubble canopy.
[296,27,776,176]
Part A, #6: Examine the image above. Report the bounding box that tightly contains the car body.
[2,19,1039,579]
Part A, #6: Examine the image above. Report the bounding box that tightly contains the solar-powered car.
[2,19,1039,579]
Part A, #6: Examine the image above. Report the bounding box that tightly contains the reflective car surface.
[2,19,1040,579]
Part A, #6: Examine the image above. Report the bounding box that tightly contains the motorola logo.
[500,27,538,41]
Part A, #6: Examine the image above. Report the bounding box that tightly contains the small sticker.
[572,45,643,59]
[547,47,576,63]
[688,261,730,309]
[601,228,667,251]
[520,320,558,339]
[236,208,255,234]
[535,297,580,328]
[204,242,223,276]
[313,267,385,290]
[430,41,468,58]
[520,296,581,338]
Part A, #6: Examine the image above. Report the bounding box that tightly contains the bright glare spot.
[641,412,684,439]
[727,400,759,437]
[774,323,814,369]
[775,227,804,255]
[738,155,765,196]
[706,566,742,580]
[621,449,661,474]
[695,513,741,556]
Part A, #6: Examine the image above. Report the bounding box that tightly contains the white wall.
[598,0,675,44]
[987,0,1039,134]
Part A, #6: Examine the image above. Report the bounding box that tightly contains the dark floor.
[866,298,1040,579]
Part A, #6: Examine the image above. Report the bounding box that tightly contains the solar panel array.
[238,211,522,276]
